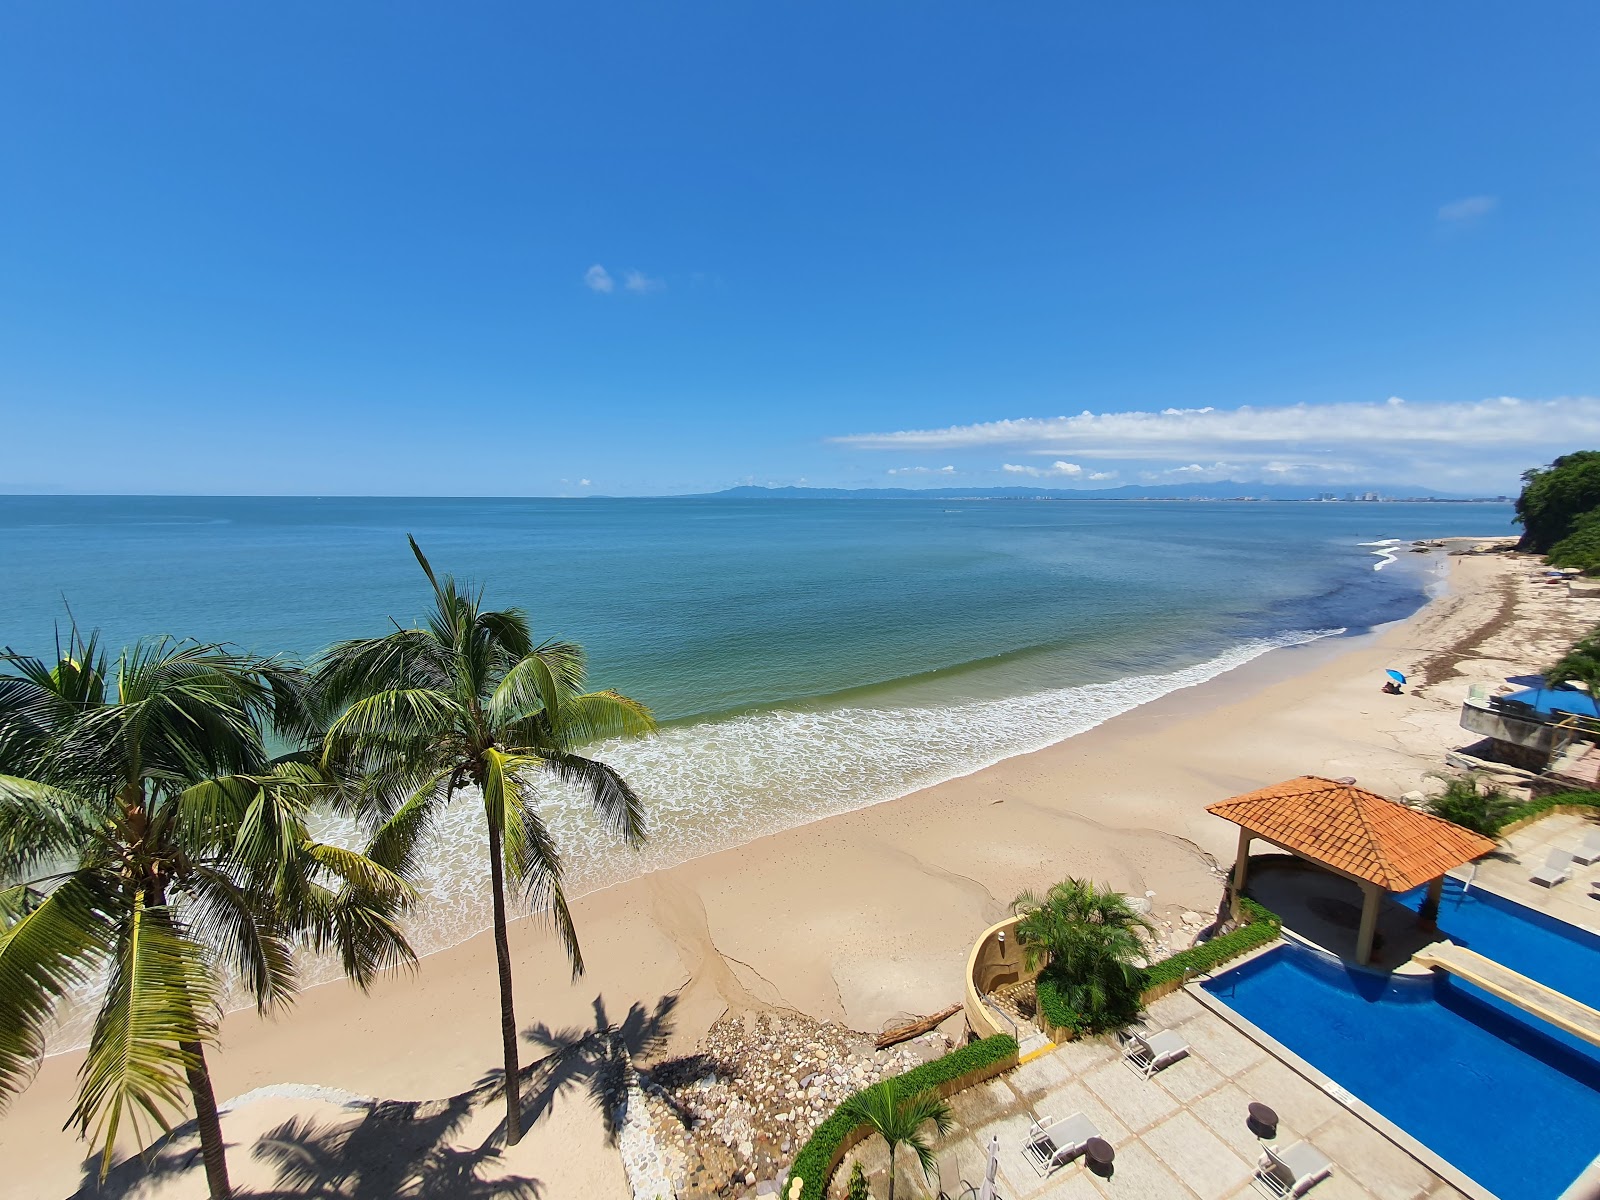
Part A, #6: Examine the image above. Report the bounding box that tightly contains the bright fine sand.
[7,547,1597,1200]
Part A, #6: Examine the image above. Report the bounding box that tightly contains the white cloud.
[887,465,956,475]
[1001,461,1084,477]
[1438,195,1498,224]
[579,478,592,487]
[833,395,1597,490]
[584,264,614,293]
[1088,470,1118,480]
[1142,462,1245,483]
[624,269,665,294]
[833,396,1598,458]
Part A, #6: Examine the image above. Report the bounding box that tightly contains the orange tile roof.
[1206,776,1496,892]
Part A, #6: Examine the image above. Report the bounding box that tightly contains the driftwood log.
[875,1003,962,1049]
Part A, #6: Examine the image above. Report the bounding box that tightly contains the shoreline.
[6,540,1581,1200]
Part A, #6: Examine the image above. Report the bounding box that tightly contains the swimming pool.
[1399,875,1600,1010]
[1203,942,1600,1200]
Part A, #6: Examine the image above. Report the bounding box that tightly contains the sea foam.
[317,626,1343,965]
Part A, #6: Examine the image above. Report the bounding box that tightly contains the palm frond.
[180,867,297,1014]
[301,881,417,990]
[0,871,118,1104]
[324,688,464,751]
[552,690,656,745]
[540,753,647,849]
[0,774,104,879]
[73,893,218,1174]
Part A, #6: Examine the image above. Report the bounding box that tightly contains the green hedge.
[1033,974,1087,1038]
[1499,789,1600,831]
[785,1033,1018,1200]
[1142,896,1281,991]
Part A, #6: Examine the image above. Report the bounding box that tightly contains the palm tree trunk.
[181,1040,232,1200]
[487,813,523,1145]
[887,1143,897,1200]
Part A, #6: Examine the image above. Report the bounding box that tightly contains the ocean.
[0,495,1515,967]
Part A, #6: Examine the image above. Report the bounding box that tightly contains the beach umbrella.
[979,1134,1000,1200]
[1386,669,1407,685]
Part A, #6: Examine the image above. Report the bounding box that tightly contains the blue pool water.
[1204,943,1600,1199]
[1400,876,1600,1011]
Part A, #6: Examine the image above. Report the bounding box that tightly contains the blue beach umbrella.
[1386,669,1407,685]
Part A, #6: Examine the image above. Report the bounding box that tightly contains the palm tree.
[1424,772,1520,840]
[1012,877,1154,1031]
[314,537,655,1145]
[837,1076,953,1200]
[0,628,416,1200]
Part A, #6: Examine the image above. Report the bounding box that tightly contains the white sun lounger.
[1530,849,1573,888]
[1571,828,1600,867]
[1021,1111,1098,1176]
[1255,1140,1333,1197]
[1124,1029,1190,1077]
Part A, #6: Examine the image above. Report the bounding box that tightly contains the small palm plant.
[837,1076,953,1200]
[0,629,416,1200]
[1012,877,1154,1032]
[1425,772,1519,840]
[315,537,655,1145]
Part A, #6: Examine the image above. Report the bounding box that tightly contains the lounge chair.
[1530,849,1573,888]
[1124,1029,1190,1077]
[1021,1112,1098,1176]
[1255,1141,1333,1197]
[1571,827,1600,867]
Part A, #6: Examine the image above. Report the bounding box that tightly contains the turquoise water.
[0,497,1514,958]
[1204,942,1600,1199]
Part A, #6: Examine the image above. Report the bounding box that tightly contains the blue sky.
[1,3,1596,496]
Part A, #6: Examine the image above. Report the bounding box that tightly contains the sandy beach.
[6,544,1596,1200]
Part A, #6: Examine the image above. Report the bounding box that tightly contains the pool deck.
[840,990,1467,1200]
[1459,811,1600,935]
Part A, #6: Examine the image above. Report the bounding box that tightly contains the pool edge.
[1186,977,1501,1200]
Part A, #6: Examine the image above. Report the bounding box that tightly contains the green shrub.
[785,1034,1017,1200]
[1033,974,1087,1037]
[1426,774,1521,837]
[1142,897,1281,991]
[1549,510,1600,575]
[847,1161,869,1200]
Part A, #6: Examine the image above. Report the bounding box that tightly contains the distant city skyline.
[1,4,1596,496]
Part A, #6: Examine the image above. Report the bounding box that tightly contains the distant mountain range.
[693,482,1505,502]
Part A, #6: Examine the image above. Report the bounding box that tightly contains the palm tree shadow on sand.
[70,992,700,1200]
[73,1091,544,1200]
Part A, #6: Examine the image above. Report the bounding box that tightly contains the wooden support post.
[1355,882,1382,965]
[1230,827,1252,922]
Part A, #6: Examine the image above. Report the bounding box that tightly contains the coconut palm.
[0,628,416,1200]
[1012,877,1154,1031]
[837,1076,953,1200]
[314,537,655,1145]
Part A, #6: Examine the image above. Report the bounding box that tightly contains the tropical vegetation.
[1516,451,1600,571]
[1425,773,1521,839]
[0,629,416,1200]
[1012,877,1153,1034]
[1547,624,1600,699]
[836,1076,952,1200]
[786,1034,1016,1200]
[314,537,655,1145]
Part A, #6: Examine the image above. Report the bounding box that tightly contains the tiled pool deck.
[1467,811,1600,932]
[842,990,1466,1200]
